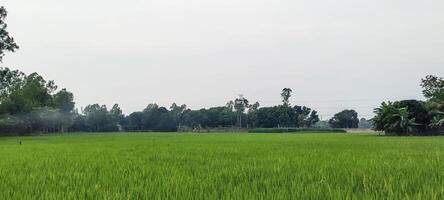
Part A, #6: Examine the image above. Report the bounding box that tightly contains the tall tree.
[249,102,260,112]
[110,104,124,126]
[0,72,57,115]
[329,109,359,128]
[421,75,444,129]
[294,106,311,127]
[170,103,187,129]
[226,100,234,111]
[0,7,19,62]
[421,75,444,102]
[234,95,249,128]
[306,110,320,128]
[53,89,75,113]
[83,104,109,132]
[281,88,292,106]
[0,67,25,107]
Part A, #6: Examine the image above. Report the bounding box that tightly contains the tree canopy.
[0,7,19,62]
[328,110,359,128]
[281,88,292,106]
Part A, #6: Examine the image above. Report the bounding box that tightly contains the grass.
[0,132,443,199]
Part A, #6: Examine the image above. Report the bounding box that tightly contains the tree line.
[0,69,326,134]
[0,63,368,135]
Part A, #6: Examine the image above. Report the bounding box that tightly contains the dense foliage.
[69,93,320,133]
[1,65,322,134]
[0,68,75,134]
[0,64,324,135]
[373,75,444,135]
[328,109,359,128]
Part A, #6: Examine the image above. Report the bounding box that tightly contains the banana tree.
[373,102,420,135]
[391,107,419,135]
[431,111,444,128]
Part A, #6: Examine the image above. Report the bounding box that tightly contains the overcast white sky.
[2,0,444,118]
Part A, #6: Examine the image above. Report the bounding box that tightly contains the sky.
[2,0,444,119]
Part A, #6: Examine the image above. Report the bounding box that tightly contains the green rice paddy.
[0,132,443,199]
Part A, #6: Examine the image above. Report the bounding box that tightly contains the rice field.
[0,132,443,199]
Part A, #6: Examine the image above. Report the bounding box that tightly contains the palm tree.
[281,88,292,106]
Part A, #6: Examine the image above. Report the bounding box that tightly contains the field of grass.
[0,132,443,199]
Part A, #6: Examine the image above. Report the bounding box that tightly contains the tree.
[71,109,88,132]
[373,101,424,135]
[252,104,319,128]
[170,103,187,129]
[226,100,234,111]
[0,67,75,134]
[0,67,25,105]
[156,112,177,132]
[306,110,320,128]
[110,104,124,129]
[0,7,77,134]
[19,73,57,108]
[395,100,431,132]
[234,95,249,128]
[374,101,397,133]
[0,72,57,115]
[421,75,444,103]
[182,109,204,129]
[83,104,109,132]
[123,111,143,131]
[281,88,292,106]
[53,89,75,113]
[255,107,279,128]
[0,7,19,62]
[141,103,161,130]
[276,105,294,128]
[431,111,444,128]
[373,76,444,135]
[329,109,359,128]
[395,107,419,135]
[249,102,260,112]
[421,75,444,131]
[294,106,311,127]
